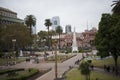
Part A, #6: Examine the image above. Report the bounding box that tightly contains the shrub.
[0,68,24,75]
[72,51,78,53]
[7,68,39,80]
[59,50,65,53]
[87,60,92,64]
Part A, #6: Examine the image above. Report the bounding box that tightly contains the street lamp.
[81,35,84,58]
[54,39,58,79]
[12,39,16,64]
[64,39,68,54]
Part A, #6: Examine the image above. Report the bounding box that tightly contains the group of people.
[75,59,80,65]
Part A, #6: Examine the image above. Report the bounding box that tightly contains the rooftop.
[0,7,17,14]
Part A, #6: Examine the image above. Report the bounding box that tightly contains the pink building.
[52,27,97,49]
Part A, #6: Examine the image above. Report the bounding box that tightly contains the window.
[54,21,57,25]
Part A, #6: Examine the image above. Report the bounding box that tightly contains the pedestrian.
[104,65,106,71]
[106,66,110,72]
[112,66,115,72]
[91,64,94,70]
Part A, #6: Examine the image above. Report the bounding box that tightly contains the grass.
[66,68,120,80]
[0,58,25,66]
[45,55,76,63]
[91,56,120,68]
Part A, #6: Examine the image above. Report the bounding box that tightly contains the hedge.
[7,68,39,80]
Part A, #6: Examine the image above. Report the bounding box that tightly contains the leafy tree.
[111,0,120,15]
[79,61,91,80]
[0,25,2,51]
[49,30,57,49]
[56,26,63,49]
[25,15,36,36]
[37,31,48,47]
[0,16,2,46]
[0,16,2,25]
[95,13,120,75]
[0,23,32,51]
[44,19,52,50]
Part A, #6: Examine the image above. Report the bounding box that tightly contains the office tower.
[51,16,60,31]
[65,25,71,34]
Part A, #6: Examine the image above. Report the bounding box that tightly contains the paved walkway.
[36,54,82,80]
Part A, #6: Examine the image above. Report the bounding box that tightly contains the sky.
[0,0,113,33]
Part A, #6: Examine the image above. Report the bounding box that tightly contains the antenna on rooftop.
[87,21,89,30]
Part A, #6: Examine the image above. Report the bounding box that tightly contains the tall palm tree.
[25,15,36,53]
[44,19,52,50]
[49,30,57,49]
[111,0,120,15]
[25,15,36,36]
[56,26,63,49]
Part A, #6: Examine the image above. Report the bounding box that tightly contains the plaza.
[0,0,120,80]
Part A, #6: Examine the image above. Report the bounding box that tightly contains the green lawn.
[0,58,25,66]
[66,68,120,80]
[91,56,120,68]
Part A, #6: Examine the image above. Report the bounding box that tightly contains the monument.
[19,50,23,57]
[72,27,78,52]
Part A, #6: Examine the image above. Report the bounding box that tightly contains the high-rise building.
[32,26,36,34]
[51,16,60,31]
[0,7,23,25]
[65,25,72,34]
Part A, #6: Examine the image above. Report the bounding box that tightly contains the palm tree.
[56,26,63,50]
[44,19,52,50]
[25,15,36,53]
[49,30,57,49]
[111,0,120,15]
[25,15,36,36]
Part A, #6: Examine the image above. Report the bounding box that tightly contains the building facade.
[51,16,60,31]
[0,7,23,25]
[52,27,97,50]
[82,27,97,48]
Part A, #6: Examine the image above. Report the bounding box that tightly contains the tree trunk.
[30,25,32,37]
[48,26,50,50]
[85,75,89,80]
[50,35,52,49]
[59,33,60,50]
[30,25,32,54]
[113,55,118,75]
[88,74,90,80]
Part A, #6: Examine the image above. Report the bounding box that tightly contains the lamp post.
[81,36,84,58]
[12,39,16,64]
[54,39,58,79]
